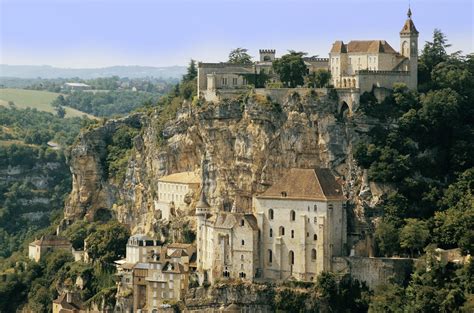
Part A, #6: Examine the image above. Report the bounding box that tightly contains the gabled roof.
[169,249,188,258]
[330,41,347,53]
[257,168,345,201]
[214,213,259,230]
[331,40,397,54]
[158,171,200,184]
[30,235,71,247]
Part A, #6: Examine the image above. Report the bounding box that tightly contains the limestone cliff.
[63,90,378,241]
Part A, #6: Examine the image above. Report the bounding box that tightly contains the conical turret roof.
[196,190,210,209]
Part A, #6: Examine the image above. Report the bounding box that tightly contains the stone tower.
[400,7,419,89]
[259,49,276,62]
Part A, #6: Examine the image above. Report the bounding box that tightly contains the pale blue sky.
[0,0,472,68]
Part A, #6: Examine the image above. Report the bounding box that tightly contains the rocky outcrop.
[64,114,142,222]
[184,283,274,312]
[64,91,377,239]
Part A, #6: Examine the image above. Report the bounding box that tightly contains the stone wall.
[332,256,414,289]
[357,70,411,93]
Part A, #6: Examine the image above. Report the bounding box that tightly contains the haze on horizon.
[0,0,472,69]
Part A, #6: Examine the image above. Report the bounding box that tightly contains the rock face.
[64,91,375,238]
[184,283,274,312]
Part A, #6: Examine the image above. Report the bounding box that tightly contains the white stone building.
[155,171,200,220]
[196,194,259,284]
[254,168,346,282]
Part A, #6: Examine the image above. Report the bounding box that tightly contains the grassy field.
[0,88,96,118]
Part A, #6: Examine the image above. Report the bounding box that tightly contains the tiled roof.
[158,171,200,184]
[257,168,345,201]
[30,235,71,247]
[167,243,193,249]
[169,249,188,258]
[331,40,397,54]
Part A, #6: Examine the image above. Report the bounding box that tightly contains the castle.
[197,9,419,114]
[196,168,346,284]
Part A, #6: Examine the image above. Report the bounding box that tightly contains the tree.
[369,283,406,313]
[400,218,429,257]
[307,69,331,88]
[228,48,253,65]
[418,29,451,90]
[273,51,308,87]
[183,59,198,82]
[85,221,130,264]
[375,219,399,256]
[52,95,67,108]
[56,105,66,118]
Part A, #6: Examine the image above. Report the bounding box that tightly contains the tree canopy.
[228,48,253,65]
[272,51,308,87]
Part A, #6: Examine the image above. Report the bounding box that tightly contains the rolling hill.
[0,88,96,118]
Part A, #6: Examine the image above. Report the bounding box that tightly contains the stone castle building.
[196,167,345,284]
[197,9,418,114]
[196,193,259,284]
[330,8,418,91]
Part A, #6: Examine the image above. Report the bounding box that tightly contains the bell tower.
[400,7,419,89]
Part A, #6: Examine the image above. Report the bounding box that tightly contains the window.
[241,254,244,260]
[307,206,310,211]
[232,77,238,85]
[241,240,245,246]
[268,249,273,263]
[289,251,295,265]
[268,209,274,220]
[311,249,317,260]
[291,230,294,238]
[328,204,334,210]
[313,234,317,241]
[281,191,287,197]
[290,210,296,221]
[306,232,309,237]
[314,204,317,212]
[222,78,227,85]
[314,217,317,224]
[279,226,285,236]
[270,228,273,237]
[241,219,244,227]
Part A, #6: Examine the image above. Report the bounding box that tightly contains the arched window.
[289,251,295,265]
[314,204,317,212]
[290,210,296,221]
[241,254,244,260]
[268,249,273,263]
[313,234,317,241]
[311,249,317,260]
[270,228,273,237]
[269,209,274,220]
[291,230,294,238]
[279,226,285,236]
[241,240,245,246]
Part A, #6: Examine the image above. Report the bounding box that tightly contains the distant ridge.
[0,64,187,79]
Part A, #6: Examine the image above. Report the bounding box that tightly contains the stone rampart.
[332,256,414,289]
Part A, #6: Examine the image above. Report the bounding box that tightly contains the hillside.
[0,88,95,118]
[0,64,186,79]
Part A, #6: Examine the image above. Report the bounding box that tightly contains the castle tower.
[259,49,276,62]
[400,7,419,89]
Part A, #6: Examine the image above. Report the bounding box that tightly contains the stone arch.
[352,78,356,88]
[340,101,350,117]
